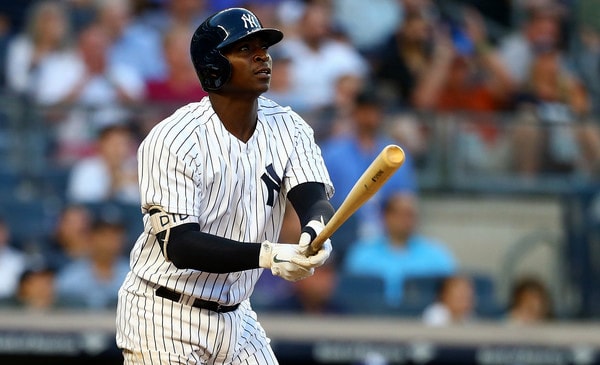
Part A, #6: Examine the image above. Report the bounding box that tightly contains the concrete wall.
[418,195,567,306]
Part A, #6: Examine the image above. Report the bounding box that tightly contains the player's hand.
[258,241,314,282]
[292,239,332,269]
[296,218,332,268]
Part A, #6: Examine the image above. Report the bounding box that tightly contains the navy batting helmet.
[190,8,284,91]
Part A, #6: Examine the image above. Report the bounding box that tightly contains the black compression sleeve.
[287,182,335,227]
[159,223,261,273]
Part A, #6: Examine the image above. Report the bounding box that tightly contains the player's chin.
[255,81,271,94]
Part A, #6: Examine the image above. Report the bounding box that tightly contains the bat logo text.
[371,169,384,182]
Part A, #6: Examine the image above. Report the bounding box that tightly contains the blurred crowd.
[0,0,591,322]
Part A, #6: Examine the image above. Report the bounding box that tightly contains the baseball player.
[116,7,335,365]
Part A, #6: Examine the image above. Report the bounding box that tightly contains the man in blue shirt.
[55,216,130,309]
[320,89,417,259]
[343,192,457,306]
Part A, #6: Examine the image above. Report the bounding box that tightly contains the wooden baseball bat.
[306,144,406,256]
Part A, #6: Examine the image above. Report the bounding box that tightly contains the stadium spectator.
[343,193,457,306]
[387,7,516,174]
[370,10,443,107]
[0,1,37,36]
[64,0,97,33]
[15,267,57,310]
[1,264,77,310]
[510,41,600,176]
[309,72,365,142]
[0,217,26,300]
[32,22,144,165]
[43,204,92,271]
[144,24,207,107]
[498,2,565,87]
[275,0,368,114]
[140,23,208,135]
[570,25,600,117]
[400,0,438,19]
[263,47,308,113]
[422,275,475,326]
[4,1,71,97]
[132,0,209,35]
[96,0,166,82]
[423,7,515,113]
[66,123,139,204]
[55,215,130,309]
[507,276,553,325]
[332,0,401,52]
[321,88,417,251]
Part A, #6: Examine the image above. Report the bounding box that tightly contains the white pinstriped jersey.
[128,96,333,305]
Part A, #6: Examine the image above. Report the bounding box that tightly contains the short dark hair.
[97,123,132,140]
[509,276,552,315]
[354,88,382,107]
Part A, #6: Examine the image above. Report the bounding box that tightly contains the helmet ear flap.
[190,24,232,91]
[198,49,231,91]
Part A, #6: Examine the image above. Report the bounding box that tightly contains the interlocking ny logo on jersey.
[241,13,259,29]
[261,164,281,207]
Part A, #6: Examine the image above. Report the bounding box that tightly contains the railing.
[0,93,598,195]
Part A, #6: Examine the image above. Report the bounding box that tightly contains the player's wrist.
[258,240,274,269]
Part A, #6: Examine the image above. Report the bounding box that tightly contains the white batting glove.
[259,241,314,282]
[295,218,332,268]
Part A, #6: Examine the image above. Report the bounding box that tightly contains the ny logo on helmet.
[241,13,259,29]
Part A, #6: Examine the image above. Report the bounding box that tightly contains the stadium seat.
[471,272,504,319]
[393,273,503,319]
[0,198,55,250]
[0,168,20,199]
[332,273,391,316]
[395,275,447,317]
[38,167,71,202]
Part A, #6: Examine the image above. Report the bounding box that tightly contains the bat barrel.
[305,144,406,257]
[383,145,405,167]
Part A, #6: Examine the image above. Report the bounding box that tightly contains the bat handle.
[305,244,318,257]
[304,231,328,257]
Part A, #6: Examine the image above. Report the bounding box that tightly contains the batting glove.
[259,241,314,282]
[295,218,333,268]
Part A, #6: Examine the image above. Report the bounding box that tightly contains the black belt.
[155,286,240,313]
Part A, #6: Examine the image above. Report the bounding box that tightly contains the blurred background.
[1,0,600,364]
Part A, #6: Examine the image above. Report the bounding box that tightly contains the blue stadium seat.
[0,168,20,198]
[39,167,71,202]
[0,198,55,250]
[395,275,447,317]
[332,273,391,316]
[471,272,503,319]
[393,273,503,319]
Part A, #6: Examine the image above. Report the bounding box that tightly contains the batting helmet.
[190,8,284,91]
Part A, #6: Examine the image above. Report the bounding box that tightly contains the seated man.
[343,192,457,306]
[55,215,130,309]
